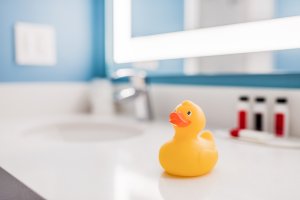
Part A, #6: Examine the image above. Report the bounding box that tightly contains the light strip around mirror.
[113,0,300,64]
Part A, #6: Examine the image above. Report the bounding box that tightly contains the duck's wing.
[199,130,215,143]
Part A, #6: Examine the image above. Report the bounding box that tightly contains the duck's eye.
[187,111,192,116]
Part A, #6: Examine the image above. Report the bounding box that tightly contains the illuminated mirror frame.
[111,0,300,64]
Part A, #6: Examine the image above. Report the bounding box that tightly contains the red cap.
[230,128,240,137]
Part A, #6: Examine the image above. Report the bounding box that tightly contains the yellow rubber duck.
[159,100,218,177]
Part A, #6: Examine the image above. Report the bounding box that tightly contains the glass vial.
[237,96,250,129]
[274,97,289,137]
[253,97,267,131]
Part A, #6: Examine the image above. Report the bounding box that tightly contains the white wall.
[0,83,90,118]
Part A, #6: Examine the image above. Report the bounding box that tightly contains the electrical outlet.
[14,22,57,66]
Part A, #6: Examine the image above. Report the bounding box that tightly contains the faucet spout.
[114,87,142,101]
[111,69,152,121]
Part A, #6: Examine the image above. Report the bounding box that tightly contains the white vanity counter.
[0,115,300,200]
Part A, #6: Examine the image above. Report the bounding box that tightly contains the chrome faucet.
[111,69,152,121]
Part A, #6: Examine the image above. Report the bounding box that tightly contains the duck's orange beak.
[169,112,190,127]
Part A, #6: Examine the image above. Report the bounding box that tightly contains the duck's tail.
[200,130,215,143]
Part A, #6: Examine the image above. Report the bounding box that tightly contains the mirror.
[109,0,300,75]
[132,0,285,36]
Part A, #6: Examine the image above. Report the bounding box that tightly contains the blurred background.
[0,0,300,82]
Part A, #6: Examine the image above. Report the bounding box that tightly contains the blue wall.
[1,0,299,88]
[0,0,105,82]
[92,0,106,77]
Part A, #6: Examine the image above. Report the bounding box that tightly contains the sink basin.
[23,121,143,143]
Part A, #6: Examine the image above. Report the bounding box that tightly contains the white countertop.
[0,115,300,200]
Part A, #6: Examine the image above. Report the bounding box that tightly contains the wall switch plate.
[14,22,57,66]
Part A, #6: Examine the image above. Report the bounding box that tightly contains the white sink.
[23,121,143,143]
